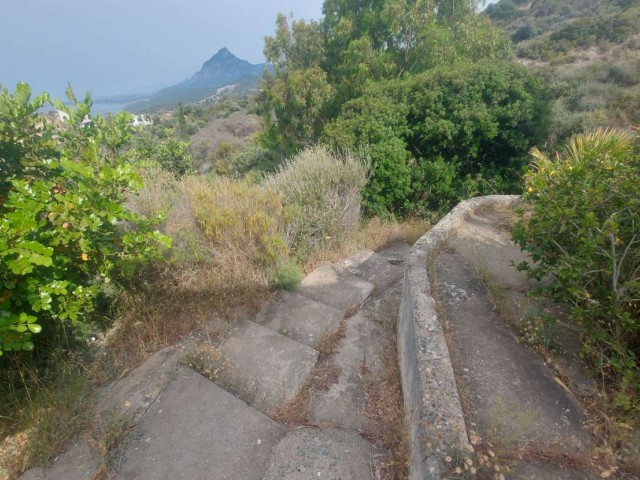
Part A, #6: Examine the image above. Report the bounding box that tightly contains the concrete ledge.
[398,195,521,480]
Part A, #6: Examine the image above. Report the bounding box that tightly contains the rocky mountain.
[127,48,266,113]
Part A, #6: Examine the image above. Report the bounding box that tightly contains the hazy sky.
[1,0,324,99]
[1,0,496,100]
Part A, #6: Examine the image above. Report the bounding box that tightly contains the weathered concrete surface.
[116,367,285,480]
[18,437,100,480]
[255,291,344,348]
[377,242,411,266]
[298,263,374,312]
[452,207,597,397]
[19,347,183,480]
[262,428,378,480]
[218,319,318,413]
[435,252,590,449]
[309,283,399,430]
[336,249,405,290]
[510,461,593,479]
[97,346,182,423]
[398,195,520,479]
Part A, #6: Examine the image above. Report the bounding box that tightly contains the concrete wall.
[398,195,521,480]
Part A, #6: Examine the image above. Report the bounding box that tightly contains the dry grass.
[98,263,270,381]
[0,360,94,479]
[189,110,261,169]
[270,319,347,426]
[302,216,430,273]
[356,216,429,252]
[360,310,410,479]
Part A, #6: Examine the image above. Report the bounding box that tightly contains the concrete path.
[19,245,409,480]
[433,206,595,479]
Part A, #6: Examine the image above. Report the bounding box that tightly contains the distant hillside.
[485,0,640,143]
[127,48,267,113]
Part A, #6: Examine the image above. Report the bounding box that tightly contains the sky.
[0,0,324,99]
[1,0,497,100]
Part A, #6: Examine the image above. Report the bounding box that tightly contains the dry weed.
[302,217,430,273]
[271,319,347,426]
[99,262,270,380]
[356,216,430,252]
[360,310,410,479]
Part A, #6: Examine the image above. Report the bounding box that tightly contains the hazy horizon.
[0,0,324,100]
[1,0,497,101]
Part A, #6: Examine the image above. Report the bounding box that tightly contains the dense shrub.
[0,84,170,355]
[126,130,192,175]
[324,60,550,216]
[514,128,640,408]
[485,0,524,21]
[517,8,640,62]
[265,146,368,257]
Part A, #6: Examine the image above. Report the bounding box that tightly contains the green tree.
[259,0,511,156]
[260,14,333,156]
[175,103,189,140]
[127,129,192,175]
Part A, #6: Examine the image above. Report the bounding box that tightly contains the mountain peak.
[127,48,266,112]
[200,47,245,71]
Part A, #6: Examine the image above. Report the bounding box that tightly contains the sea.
[91,102,131,115]
[41,101,133,117]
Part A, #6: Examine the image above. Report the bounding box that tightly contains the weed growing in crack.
[360,308,409,479]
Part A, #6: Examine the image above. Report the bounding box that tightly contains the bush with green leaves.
[0,83,170,356]
[265,146,368,257]
[126,129,192,175]
[514,128,640,409]
[324,60,550,216]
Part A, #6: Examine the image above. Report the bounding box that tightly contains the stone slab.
[255,291,344,348]
[435,251,590,450]
[116,367,285,480]
[218,319,318,413]
[336,249,405,290]
[310,282,399,431]
[298,263,374,312]
[18,436,100,480]
[97,346,182,423]
[262,428,377,480]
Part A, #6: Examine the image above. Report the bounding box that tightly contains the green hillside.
[486,0,640,143]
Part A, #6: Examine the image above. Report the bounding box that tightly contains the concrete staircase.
[20,246,408,480]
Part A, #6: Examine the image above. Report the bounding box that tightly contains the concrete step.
[310,281,401,431]
[254,290,344,349]
[97,346,182,423]
[18,437,100,480]
[336,248,405,290]
[116,366,285,480]
[217,319,318,414]
[262,428,378,480]
[298,263,374,312]
[376,241,411,266]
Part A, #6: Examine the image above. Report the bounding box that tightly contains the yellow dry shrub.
[187,176,290,268]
